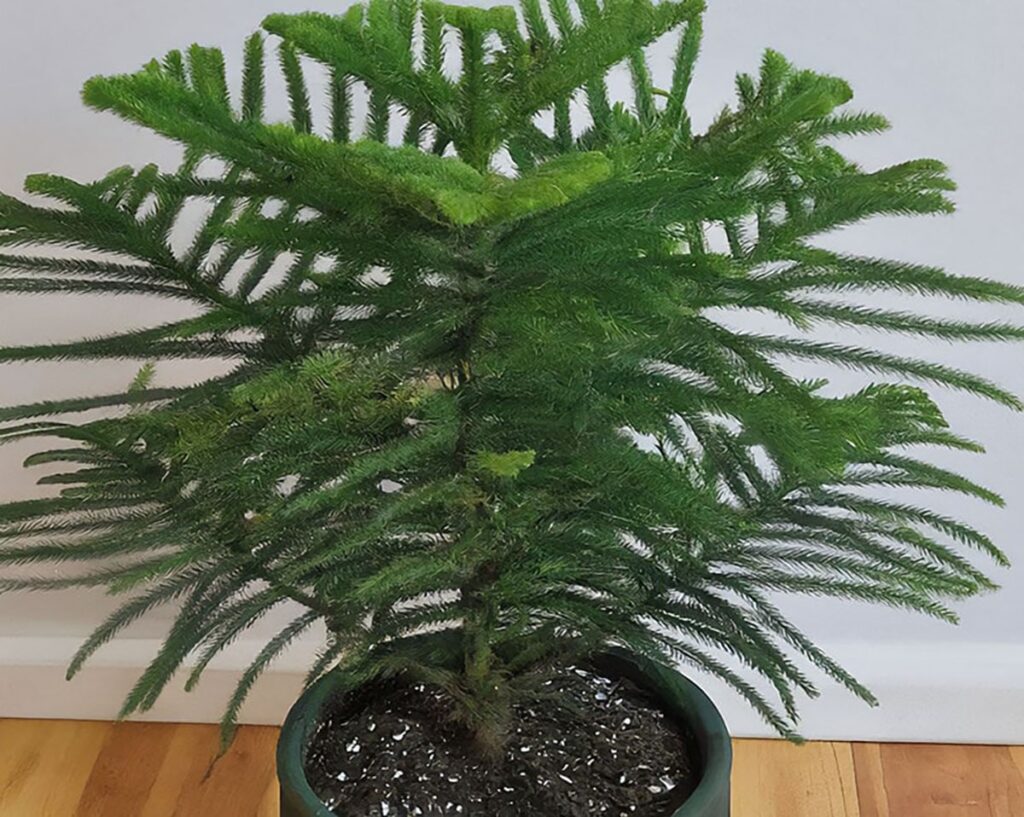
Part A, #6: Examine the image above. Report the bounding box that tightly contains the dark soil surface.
[304,666,699,816]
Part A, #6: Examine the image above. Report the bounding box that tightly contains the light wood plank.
[0,720,277,817]
[868,743,1024,817]
[75,722,178,817]
[137,724,225,817]
[157,724,279,817]
[135,723,279,817]
[1009,746,1024,779]
[256,778,281,817]
[0,720,112,817]
[731,738,860,817]
[851,742,891,817]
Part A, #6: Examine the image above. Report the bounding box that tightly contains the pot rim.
[277,649,732,816]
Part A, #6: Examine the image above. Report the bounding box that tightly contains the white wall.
[1,0,1023,739]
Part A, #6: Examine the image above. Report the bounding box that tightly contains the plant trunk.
[460,595,512,759]
[462,650,512,759]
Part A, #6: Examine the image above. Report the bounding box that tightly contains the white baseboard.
[704,641,1024,745]
[1,636,1022,744]
[0,635,312,726]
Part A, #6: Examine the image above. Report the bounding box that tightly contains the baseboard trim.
[1,636,1021,744]
[704,641,1024,744]
[0,635,313,726]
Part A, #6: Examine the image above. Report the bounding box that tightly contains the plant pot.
[277,649,732,816]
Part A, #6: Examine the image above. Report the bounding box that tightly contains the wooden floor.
[0,720,1021,816]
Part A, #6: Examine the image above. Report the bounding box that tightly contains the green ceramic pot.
[278,649,732,816]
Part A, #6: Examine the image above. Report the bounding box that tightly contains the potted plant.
[1,0,1018,814]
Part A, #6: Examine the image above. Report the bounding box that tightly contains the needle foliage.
[1,0,1019,751]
